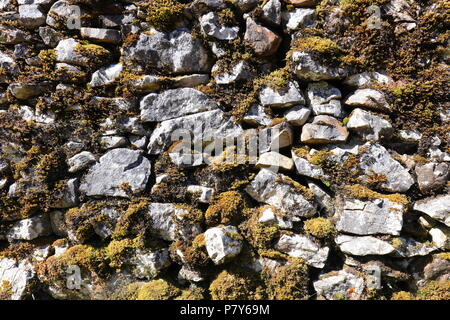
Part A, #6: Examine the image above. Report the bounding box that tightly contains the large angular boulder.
[80,148,151,198]
[123,28,212,74]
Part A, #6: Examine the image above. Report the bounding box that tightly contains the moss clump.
[136,280,181,300]
[113,198,150,239]
[170,234,210,268]
[391,291,414,300]
[105,237,142,270]
[175,288,204,300]
[242,207,281,249]
[0,280,13,300]
[264,258,309,300]
[144,0,185,31]
[205,191,248,226]
[275,175,315,201]
[74,43,110,69]
[416,281,450,300]
[343,184,409,206]
[438,252,450,260]
[309,150,332,166]
[209,270,263,300]
[304,217,336,239]
[289,36,344,66]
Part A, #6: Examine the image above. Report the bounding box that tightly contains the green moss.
[0,280,13,300]
[390,291,414,300]
[74,43,110,69]
[136,280,181,300]
[304,217,336,239]
[113,199,150,239]
[343,184,409,206]
[105,237,142,270]
[209,270,263,300]
[275,175,314,201]
[205,191,248,226]
[144,0,185,31]
[264,258,309,300]
[175,288,204,300]
[416,281,450,300]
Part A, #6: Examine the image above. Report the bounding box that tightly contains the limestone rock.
[55,38,110,68]
[243,104,273,126]
[259,81,305,108]
[344,71,393,87]
[147,109,243,155]
[314,270,365,300]
[261,0,282,26]
[0,258,35,300]
[6,214,52,241]
[275,234,329,268]
[282,8,316,32]
[335,197,404,236]
[245,168,316,219]
[291,150,328,180]
[212,60,254,84]
[292,51,348,81]
[301,115,349,144]
[80,27,121,44]
[415,162,449,193]
[344,89,391,112]
[256,151,294,171]
[200,12,239,40]
[140,88,218,122]
[80,148,151,198]
[346,108,393,141]
[413,195,450,227]
[123,28,211,75]
[68,151,96,173]
[50,178,79,209]
[284,105,311,126]
[336,235,396,256]
[205,226,243,264]
[19,4,46,29]
[306,81,342,117]
[89,63,122,87]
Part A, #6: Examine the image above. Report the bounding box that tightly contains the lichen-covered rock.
[89,63,123,87]
[200,12,239,40]
[313,270,365,300]
[68,151,96,173]
[212,60,254,84]
[140,88,218,122]
[80,27,122,44]
[204,226,243,264]
[6,214,52,241]
[123,28,212,74]
[0,258,35,300]
[80,148,151,198]
[55,38,110,68]
[306,81,342,117]
[292,51,348,81]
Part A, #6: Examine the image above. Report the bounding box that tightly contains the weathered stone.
[256,151,294,171]
[129,248,171,279]
[282,8,316,32]
[187,185,215,203]
[49,210,67,237]
[284,105,311,126]
[344,71,393,87]
[51,178,79,209]
[429,227,450,250]
[38,26,63,47]
[80,148,151,198]
[98,136,128,149]
[147,203,202,241]
[46,0,88,28]
[292,51,348,81]
[344,89,391,112]
[212,60,254,84]
[423,254,450,281]
[336,235,396,256]
[147,109,243,155]
[415,162,449,193]
[393,237,437,257]
[233,0,259,11]
[89,63,122,87]
[80,27,121,44]
[8,83,47,100]
[275,234,329,268]
[291,150,328,180]
[205,226,243,265]
[413,195,450,227]
[301,115,349,144]
[246,168,316,219]
[140,88,218,122]
[358,143,414,192]
[55,38,110,68]
[335,197,404,236]
[0,258,35,300]
[259,122,294,152]
[307,180,334,215]
[200,12,239,40]
[123,28,211,74]
[68,151,96,173]
[346,108,393,141]
[18,4,46,29]
[6,214,52,241]
[261,0,282,26]
[243,104,273,126]
[0,25,30,44]
[306,81,342,117]
[244,17,281,56]
[172,74,210,88]
[314,270,365,300]
[259,81,305,108]
[285,0,317,7]
[178,265,204,283]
